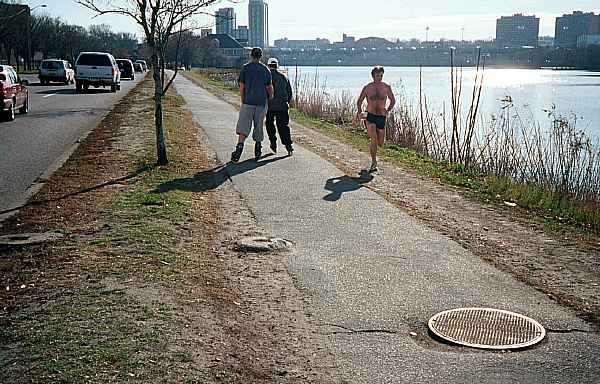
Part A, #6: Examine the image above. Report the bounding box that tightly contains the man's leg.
[275,110,293,154]
[265,110,277,153]
[252,105,268,160]
[232,104,252,162]
[365,121,379,171]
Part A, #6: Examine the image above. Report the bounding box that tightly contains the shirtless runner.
[356,66,396,172]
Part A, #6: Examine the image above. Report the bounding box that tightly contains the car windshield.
[77,54,112,66]
[41,61,62,69]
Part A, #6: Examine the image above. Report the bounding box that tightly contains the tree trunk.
[152,52,168,166]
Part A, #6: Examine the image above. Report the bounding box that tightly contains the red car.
[0,65,29,121]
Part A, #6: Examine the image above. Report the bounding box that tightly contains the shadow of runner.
[153,154,288,194]
[323,170,374,202]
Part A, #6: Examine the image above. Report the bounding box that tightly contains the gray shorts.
[236,103,268,142]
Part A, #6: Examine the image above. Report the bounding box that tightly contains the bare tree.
[76,0,220,165]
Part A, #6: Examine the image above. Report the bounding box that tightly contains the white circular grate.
[428,307,546,349]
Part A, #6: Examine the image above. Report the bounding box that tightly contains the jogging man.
[265,57,294,155]
[356,66,396,172]
[231,47,274,162]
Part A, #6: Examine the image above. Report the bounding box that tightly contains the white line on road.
[43,93,57,98]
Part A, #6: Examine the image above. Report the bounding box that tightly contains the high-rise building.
[249,0,269,48]
[555,11,600,48]
[235,26,249,45]
[215,7,236,36]
[495,14,540,48]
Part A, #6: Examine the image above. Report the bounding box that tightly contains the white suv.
[74,52,121,93]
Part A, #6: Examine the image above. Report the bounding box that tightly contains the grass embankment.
[187,68,599,236]
[0,78,220,382]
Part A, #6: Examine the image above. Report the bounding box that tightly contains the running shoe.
[254,142,262,160]
[369,161,378,173]
[231,143,243,163]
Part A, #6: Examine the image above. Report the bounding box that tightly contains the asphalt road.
[0,75,143,219]
[175,76,600,384]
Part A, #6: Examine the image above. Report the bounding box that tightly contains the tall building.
[249,0,269,48]
[496,14,540,48]
[555,11,600,48]
[235,26,249,45]
[215,7,236,36]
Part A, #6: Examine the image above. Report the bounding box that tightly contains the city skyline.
[16,0,600,44]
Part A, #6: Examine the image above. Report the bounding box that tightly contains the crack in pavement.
[320,323,399,335]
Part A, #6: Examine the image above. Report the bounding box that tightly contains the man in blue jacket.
[231,47,274,162]
[265,57,294,156]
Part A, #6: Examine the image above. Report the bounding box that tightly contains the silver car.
[39,59,74,85]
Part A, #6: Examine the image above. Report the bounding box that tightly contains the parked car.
[134,60,148,72]
[116,59,135,80]
[74,52,121,93]
[133,62,144,73]
[0,65,29,121]
[38,59,74,85]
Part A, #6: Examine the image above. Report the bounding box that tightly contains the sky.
[22,0,600,43]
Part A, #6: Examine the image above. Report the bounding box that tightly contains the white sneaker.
[369,161,378,173]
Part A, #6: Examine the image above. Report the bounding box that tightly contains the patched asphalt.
[175,75,600,384]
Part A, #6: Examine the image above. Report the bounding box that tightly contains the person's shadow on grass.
[153,154,286,194]
[323,170,374,202]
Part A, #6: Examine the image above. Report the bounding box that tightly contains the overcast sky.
[23,0,600,43]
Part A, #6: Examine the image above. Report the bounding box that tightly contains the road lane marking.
[43,93,57,98]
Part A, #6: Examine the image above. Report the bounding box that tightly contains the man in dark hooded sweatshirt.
[265,57,294,155]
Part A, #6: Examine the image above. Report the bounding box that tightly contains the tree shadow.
[0,164,152,215]
[323,170,374,202]
[153,154,287,194]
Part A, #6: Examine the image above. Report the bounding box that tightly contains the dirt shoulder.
[184,72,600,329]
[0,77,339,383]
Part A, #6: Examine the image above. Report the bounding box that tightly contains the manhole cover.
[0,232,64,246]
[428,307,545,350]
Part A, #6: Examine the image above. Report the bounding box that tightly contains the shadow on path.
[153,154,288,194]
[323,170,373,202]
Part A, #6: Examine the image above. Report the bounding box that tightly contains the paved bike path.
[175,76,599,383]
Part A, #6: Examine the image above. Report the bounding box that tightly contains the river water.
[285,66,600,138]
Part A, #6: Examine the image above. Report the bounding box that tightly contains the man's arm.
[239,82,245,104]
[266,84,274,100]
[386,84,396,112]
[356,86,367,115]
[238,68,245,104]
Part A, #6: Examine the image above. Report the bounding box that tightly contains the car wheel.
[6,99,16,121]
[83,84,89,92]
[110,84,116,93]
[76,81,82,93]
[19,94,29,114]
[116,84,121,91]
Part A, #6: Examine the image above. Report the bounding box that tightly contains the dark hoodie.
[268,68,293,111]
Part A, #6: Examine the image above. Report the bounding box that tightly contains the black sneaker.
[286,145,294,156]
[231,143,243,163]
[270,141,277,153]
[254,142,262,160]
